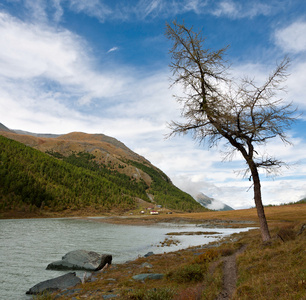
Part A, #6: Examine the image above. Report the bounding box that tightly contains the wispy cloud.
[212,0,239,18]
[211,0,275,19]
[9,0,278,24]
[52,0,64,23]
[68,0,113,23]
[107,46,119,53]
[24,0,48,23]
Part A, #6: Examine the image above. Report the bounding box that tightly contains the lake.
[0,217,254,299]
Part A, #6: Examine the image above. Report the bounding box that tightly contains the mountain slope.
[0,128,206,216]
[0,123,13,133]
[195,193,234,211]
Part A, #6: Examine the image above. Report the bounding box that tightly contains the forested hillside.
[0,135,205,216]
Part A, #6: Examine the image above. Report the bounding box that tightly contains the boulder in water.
[26,272,81,295]
[46,250,112,271]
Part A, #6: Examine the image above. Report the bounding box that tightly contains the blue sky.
[1,0,306,209]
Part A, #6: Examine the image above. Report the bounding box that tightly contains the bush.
[193,249,220,264]
[167,264,205,283]
[127,287,175,300]
[277,226,296,242]
[219,247,235,256]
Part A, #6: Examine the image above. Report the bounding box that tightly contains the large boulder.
[26,272,81,295]
[46,250,112,271]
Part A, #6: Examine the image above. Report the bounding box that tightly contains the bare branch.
[165,20,297,242]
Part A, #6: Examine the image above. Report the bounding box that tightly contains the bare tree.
[166,20,297,242]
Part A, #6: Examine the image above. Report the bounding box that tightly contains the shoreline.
[2,204,305,299]
[49,226,251,299]
[1,203,305,229]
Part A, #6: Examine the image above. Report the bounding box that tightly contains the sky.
[1,0,306,209]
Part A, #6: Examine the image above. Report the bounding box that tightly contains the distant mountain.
[0,123,207,216]
[296,198,306,204]
[195,193,234,211]
[0,123,13,133]
[13,129,60,138]
[0,123,59,138]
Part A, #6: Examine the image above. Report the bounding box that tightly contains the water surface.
[0,218,253,299]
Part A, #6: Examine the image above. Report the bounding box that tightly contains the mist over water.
[0,218,253,299]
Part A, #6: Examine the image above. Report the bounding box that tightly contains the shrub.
[277,226,296,242]
[193,249,220,264]
[126,287,175,300]
[166,264,205,283]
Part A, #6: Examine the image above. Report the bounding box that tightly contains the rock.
[103,294,118,299]
[26,272,81,295]
[46,250,112,271]
[144,251,154,257]
[141,262,153,269]
[132,273,164,281]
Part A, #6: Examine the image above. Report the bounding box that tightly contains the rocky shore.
[27,250,113,295]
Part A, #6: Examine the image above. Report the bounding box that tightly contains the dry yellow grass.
[160,203,306,223]
[234,222,306,300]
[96,203,306,228]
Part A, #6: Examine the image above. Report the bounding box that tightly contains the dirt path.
[215,244,247,300]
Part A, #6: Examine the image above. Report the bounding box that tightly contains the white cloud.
[0,6,305,210]
[231,58,306,112]
[107,47,119,53]
[142,0,163,19]
[183,0,204,14]
[211,0,273,19]
[286,62,306,111]
[52,0,64,22]
[0,10,177,137]
[24,0,48,23]
[275,21,306,53]
[0,11,131,102]
[212,0,238,18]
[0,12,84,80]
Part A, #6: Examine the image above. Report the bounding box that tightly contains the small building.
[150,211,159,215]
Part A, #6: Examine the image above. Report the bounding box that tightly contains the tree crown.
[166,20,297,175]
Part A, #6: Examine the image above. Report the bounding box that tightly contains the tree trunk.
[250,163,271,242]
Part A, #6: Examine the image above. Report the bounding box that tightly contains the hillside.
[0,128,206,217]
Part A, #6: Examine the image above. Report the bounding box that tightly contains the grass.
[31,203,306,299]
[125,287,176,300]
[234,222,306,300]
[31,292,54,300]
[166,263,207,283]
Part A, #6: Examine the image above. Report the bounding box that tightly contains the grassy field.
[34,204,306,299]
